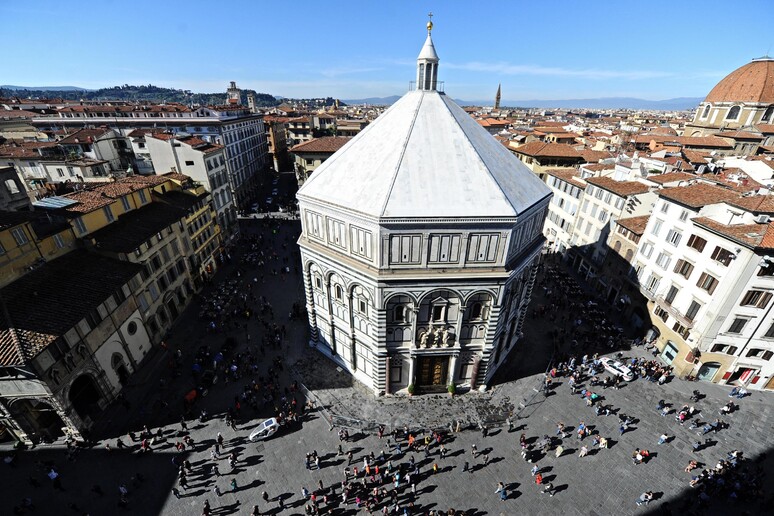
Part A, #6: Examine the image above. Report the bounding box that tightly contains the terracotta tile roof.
[581,163,615,173]
[90,201,186,252]
[633,134,673,144]
[757,123,774,134]
[0,250,142,366]
[714,130,764,140]
[511,141,583,158]
[578,149,613,163]
[585,176,650,197]
[676,136,734,149]
[58,103,191,114]
[726,194,774,214]
[0,210,70,237]
[162,172,193,183]
[62,176,169,214]
[175,135,224,155]
[646,172,697,185]
[704,168,763,192]
[658,183,739,209]
[692,217,769,248]
[645,126,678,136]
[704,58,774,104]
[0,109,39,119]
[615,215,650,235]
[682,149,712,164]
[290,136,352,154]
[58,128,112,145]
[760,222,774,249]
[545,168,586,189]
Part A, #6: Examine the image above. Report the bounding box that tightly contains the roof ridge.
[0,293,28,365]
[440,95,516,216]
[380,92,425,217]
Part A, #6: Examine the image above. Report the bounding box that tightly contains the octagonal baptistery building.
[296,24,552,395]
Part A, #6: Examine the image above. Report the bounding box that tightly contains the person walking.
[636,491,653,507]
[230,479,238,492]
[172,487,181,499]
[541,482,555,497]
[579,445,588,457]
[555,445,564,458]
[495,482,507,501]
[535,473,543,485]
[658,433,669,445]
[214,485,222,497]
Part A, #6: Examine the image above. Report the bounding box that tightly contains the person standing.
[535,473,543,485]
[658,433,669,445]
[495,482,507,501]
[579,445,588,457]
[230,479,238,492]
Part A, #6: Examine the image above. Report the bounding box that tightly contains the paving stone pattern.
[1,220,771,516]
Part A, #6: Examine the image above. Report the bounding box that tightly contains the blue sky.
[2,0,772,101]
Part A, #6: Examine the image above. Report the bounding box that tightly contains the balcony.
[654,294,695,329]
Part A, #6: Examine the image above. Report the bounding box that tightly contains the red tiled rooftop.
[646,172,697,185]
[692,217,769,248]
[291,136,352,154]
[658,183,739,209]
[545,168,586,189]
[511,141,583,158]
[585,176,650,197]
[615,215,650,235]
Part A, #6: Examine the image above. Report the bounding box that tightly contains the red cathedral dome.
[704,57,774,104]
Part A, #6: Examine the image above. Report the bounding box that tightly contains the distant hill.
[343,95,402,105]
[0,84,281,108]
[1,85,92,91]
[344,95,702,111]
[491,97,703,111]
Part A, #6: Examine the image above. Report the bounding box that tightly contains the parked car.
[265,197,273,205]
[271,178,279,186]
[250,203,259,212]
[271,188,279,196]
[249,417,281,441]
[599,357,634,381]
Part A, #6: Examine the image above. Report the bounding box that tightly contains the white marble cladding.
[299,199,549,272]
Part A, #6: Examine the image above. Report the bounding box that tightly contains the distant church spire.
[495,84,501,110]
[416,14,439,91]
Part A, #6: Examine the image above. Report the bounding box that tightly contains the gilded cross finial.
[427,12,433,33]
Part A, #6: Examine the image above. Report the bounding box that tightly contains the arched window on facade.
[334,285,343,300]
[726,106,741,120]
[394,305,406,322]
[701,104,711,118]
[763,105,774,123]
[614,241,622,253]
[470,302,483,320]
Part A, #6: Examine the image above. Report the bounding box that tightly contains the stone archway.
[112,353,130,385]
[8,398,67,441]
[69,374,103,420]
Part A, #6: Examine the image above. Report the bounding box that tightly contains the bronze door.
[417,356,449,392]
